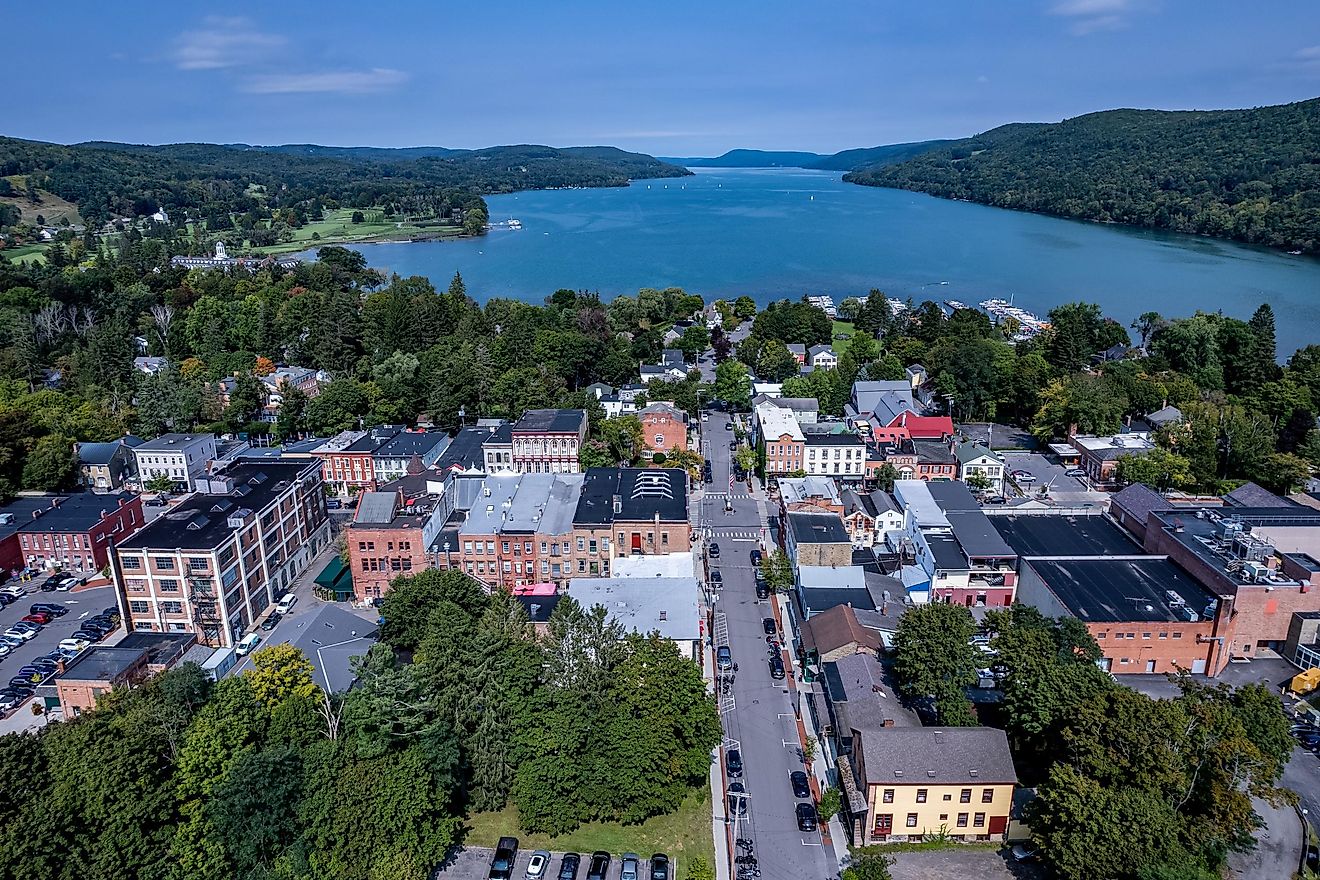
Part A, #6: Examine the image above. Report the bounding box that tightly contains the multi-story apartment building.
[756,401,805,476]
[132,433,218,493]
[481,423,515,473]
[639,403,688,454]
[346,488,452,601]
[372,430,451,484]
[803,431,866,480]
[511,409,588,474]
[312,426,404,495]
[573,468,691,576]
[76,436,144,492]
[112,460,331,648]
[453,473,585,590]
[0,492,146,574]
[894,480,1017,607]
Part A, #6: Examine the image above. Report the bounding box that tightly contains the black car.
[796,802,818,832]
[73,629,106,642]
[728,440,736,451]
[708,542,720,558]
[755,581,769,600]
[558,853,581,880]
[488,836,518,880]
[727,781,748,817]
[750,548,762,565]
[261,615,280,632]
[762,617,777,636]
[703,472,713,484]
[30,603,67,616]
[769,655,786,680]
[726,747,743,777]
[724,423,733,431]
[790,771,811,799]
[9,675,40,689]
[649,854,670,880]
[28,659,58,674]
[0,593,13,607]
[586,851,611,880]
[0,685,34,700]
[709,569,722,585]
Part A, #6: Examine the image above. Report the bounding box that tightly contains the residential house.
[911,439,958,482]
[511,409,588,474]
[756,401,805,476]
[778,476,844,520]
[567,576,703,661]
[0,492,146,575]
[846,380,954,444]
[312,427,400,496]
[808,345,838,371]
[803,431,866,481]
[133,356,168,375]
[283,604,379,693]
[785,512,853,567]
[751,395,820,425]
[954,443,1005,495]
[1140,404,1183,432]
[1070,431,1157,488]
[112,459,332,648]
[639,402,688,454]
[481,422,515,473]
[797,564,874,618]
[787,343,807,365]
[842,489,904,547]
[133,433,219,493]
[893,480,1017,607]
[258,365,329,421]
[76,436,145,492]
[573,468,691,576]
[799,603,883,663]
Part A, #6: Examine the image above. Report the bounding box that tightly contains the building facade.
[511,409,588,474]
[132,433,218,493]
[639,403,688,454]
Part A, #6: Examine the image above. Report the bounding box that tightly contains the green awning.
[314,556,353,599]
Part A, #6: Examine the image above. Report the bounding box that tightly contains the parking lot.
[0,577,121,723]
[999,452,1087,495]
[887,847,1043,880]
[433,846,665,880]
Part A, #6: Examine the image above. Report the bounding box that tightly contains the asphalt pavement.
[700,410,835,880]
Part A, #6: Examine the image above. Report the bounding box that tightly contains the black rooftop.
[373,430,448,459]
[803,432,865,446]
[512,409,587,434]
[787,511,851,544]
[993,514,1140,558]
[439,427,493,471]
[515,595,561,622]
[118,460,318,551]
[1025,557,1218,623]
[574,468,689,525]
[0,493,135,542]
[57,646,147,682]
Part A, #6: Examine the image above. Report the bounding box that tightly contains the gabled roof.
[856,727,1017,785]
[800,604,882,656]
[1224,481,1294,509]
[1144,405,1183,427]
[955,442,1003,466]
[809,344,834,358]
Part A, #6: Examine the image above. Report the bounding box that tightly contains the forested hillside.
[845,98,1320,253]
[0,137,689,227]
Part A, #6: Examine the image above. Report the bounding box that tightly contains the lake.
[340,168,1320,355]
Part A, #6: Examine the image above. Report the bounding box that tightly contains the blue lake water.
[341,168,1320,355]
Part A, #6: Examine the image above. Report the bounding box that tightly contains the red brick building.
[345,490,433,600]
[639,403,688,455]
[0,492,145,575]
[312,426,403,495]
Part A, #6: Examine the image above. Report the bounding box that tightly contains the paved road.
[700,411,835,880]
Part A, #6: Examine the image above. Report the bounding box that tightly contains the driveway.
[700,410,834,880]
[885,847,1043,880]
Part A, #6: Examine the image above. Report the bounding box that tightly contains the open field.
[832,319,855,353]
[1,178,84,226]
[2,243,49,265]
[249,207,468,255]
[464,788,714,875]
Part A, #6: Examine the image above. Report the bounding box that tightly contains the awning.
[314,556,354,600]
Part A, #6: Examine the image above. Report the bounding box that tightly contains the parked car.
[750,548,762,565]
[488,836,519,880]
[261,615,280,632]
[620,853,640,880]
[768,655,786,680]
[727,781,748,817]
[1065,468,1086,478]
[3,626,38,641]
[9,671,42,686]
[525,850,551,880]
[0,644,10,659]
[716,646,732,670]
[1011,843,1038,862]
[762,617,777,636]
[1,685,34,701]
[275,593,298,614]
[0,691,27,711]
[30,603,68,617]
[0,593,13,607]
[20,613,52,625]
[708,542,720,558]
[724,423,733,431]
[728,440,736,451]
[28,659,57,675]
[790,770,811,799]
[586,852,611,880]
[54,575,77,591]
[726,747,743,777]
[39,576,63,592]
[326,499,343,510]
[755,581,769,600]
[72,629,106,643]
[1011,470,1036,483]
[557,853,581,880]
[99,607,121,621]
[709,569,722,585]
[795,802,818,832]
[235,633,262,656]
[0,634,25,649]
[649,854,670,880]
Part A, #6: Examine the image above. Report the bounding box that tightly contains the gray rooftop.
[1026,556,1219,623]
[512,409,587,435]
[354,491,400,524]
[134,432,215,452]
[567,577,701,641]
[993,513,1140,558]
[460,475,524,535]
[856,727,1017,785]
[280,604,379,693]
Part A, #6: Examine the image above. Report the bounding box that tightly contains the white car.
[275,593,297,614]
[1011,470,1037,483]
[525,850,551,880]
[4,626,38,641]
[235,633,262,656]
[54,575,78,592]
[58,638,90,653]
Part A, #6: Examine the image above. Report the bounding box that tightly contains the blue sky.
[7,1,1319,154]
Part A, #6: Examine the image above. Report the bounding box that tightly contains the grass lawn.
[1,178,84,226]
[3,243,48,266]
[464,788,714,875]
[831,319,856,354]
[250,207,465,255]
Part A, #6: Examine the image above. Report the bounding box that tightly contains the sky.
[6,1,1320,155]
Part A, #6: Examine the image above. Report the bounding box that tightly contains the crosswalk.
[703,492,754,500]
[711,529,763,540]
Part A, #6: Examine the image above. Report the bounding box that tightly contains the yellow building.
[851,727,1017,844]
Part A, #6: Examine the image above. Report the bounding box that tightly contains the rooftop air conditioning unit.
[1165,590,1185,607]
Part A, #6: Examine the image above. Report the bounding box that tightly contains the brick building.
[345,490,435,600]
[511,409,588,474]
[638,403,688,454]
[312,426,404,495]
[0,492,146,575]
[756,401,805,476]
[54,632,194,718]
[112,460,331,648]
[573,468,691,576]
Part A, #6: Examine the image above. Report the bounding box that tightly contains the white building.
[132,433,218,493]
[955,442,1006,495]
[803,432,866,480]
[567,576,703,661]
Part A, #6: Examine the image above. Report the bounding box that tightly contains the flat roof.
[756,401,805,442]
[894,480,949,529]
[574,468,688,525]
[1026,557,1218,623]
[567,577,701,641]
[512,409,586,434]
[57,646,146,682]
[992,514,1140,558]
[787,511,851,544]
[134,433,215,452]
[801,586,877,615]
[373,430,449,459]
[118,460,316,551]
[926,532,968,570]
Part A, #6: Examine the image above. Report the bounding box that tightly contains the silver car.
[620,853,641,880]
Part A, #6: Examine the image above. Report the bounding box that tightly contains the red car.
[20,613,51,625]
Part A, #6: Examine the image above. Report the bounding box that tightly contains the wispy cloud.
[172,16,285,70]
[1049,0,1144,35]
[1279,44,1320,77]
[242,68,409,95]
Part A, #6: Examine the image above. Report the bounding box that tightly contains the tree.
[1031,375,1127,443]
[675,325,710,363]
[244,643,319,710]
[756,340,799,382]
[872,462,898,491]
[842,852,894,880]
[1113,448,1193,490]
[837,297,862,321]
[145,473,175,494]
[274,384,308,441]
[732,296,757,320]
[734,445,758,476]
[1247,303,1279,384]
[1131,311,1164,350]
[892,603,978,723]
[714,359,751,410]
[818,786,842,821]
[350,211,365,224]
[759,550,794,594]
[208,745,304,877]
[21,433,76,490]
[684,857,715,880]
[1255,452,1310,494]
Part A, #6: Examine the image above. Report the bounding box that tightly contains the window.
[906,813,918,828]
[916,789,927,803]
[122,557,142,570]
[502,541,510,554]
[589,540,598,553]
[960,789,971,803]
[1142,632,1151,640]
[153,557,175,570]
[163,601,182,614]
[188,558,208,572]
[942,793,952,801]
[1159,632,1168,639]
[882,789,894,803]
[464,541,473,554]
[655,434,664,446]
[159,578,180,593]
[129,600,149,614]
[957,813,968,828]
[1172,632,1183,639]
[974,813,985,827]
[577,538,585,552]
[939,814,948,822]
[661,532,669,546]
[1097,632,1106,639]
[982,789,994,803]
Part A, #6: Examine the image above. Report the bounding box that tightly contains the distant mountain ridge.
[846,98,1320,254]
[662,140,951,171]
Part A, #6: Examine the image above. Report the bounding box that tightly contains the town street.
[699,410,835,880]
